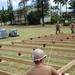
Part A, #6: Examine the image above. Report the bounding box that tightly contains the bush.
[28,11,40,25]
[64,21,72,26]
[44,22,50,24]
[50,15,59,24]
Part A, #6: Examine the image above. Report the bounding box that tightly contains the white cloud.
[49,0,56,6]
[12,0,20,6]
[0,0,7,3]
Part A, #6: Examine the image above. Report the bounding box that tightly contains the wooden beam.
[28,35,75,41]
[0,70,17,75]
[0,43,75,53]
[0,48,74,60]
[0,56,34,66]
[22,39,75,45]
[0,56,61,70]
[11,41,75,48]
[58,59,75,73]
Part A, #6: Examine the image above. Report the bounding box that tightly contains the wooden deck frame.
[37,33,75,39]
[0,51,75,74]
[28,34,75,41]
[58,59,75,73]
[0,33,75,74]
[0,48,75,60]
[0,43,75,53]
[22,39,75,44]
[0,70,17,75]
[33,37,75,41]
[13,40,75,44]
[0,56,61,70]
[11,41,75,48]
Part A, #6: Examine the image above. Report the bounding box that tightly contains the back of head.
[31,48,47,62]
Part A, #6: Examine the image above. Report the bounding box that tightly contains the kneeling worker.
[26,48,61,75]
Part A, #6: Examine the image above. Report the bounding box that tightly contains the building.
[12,6,51,25]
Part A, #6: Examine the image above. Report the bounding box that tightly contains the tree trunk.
[66,3,67,14]
[41,0,44,26]
[10,20,12,25]
[24,4,28,25]
[25,10,28,25]
[60,3,61,22]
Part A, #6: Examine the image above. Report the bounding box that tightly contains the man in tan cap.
[26,48,61,75]
[70,23,75,34]
[56,22,61,34]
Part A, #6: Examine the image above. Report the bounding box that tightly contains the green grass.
[0,25,70,42]
[0,25,75,75]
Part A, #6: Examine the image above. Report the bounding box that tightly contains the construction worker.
[56,22,60,34]
[70,23,74,34]
[26,48,61,75]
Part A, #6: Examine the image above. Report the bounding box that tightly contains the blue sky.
[0,0,71,11]
[0,0,21,10]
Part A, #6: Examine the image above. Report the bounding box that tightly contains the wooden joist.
[0,70,17,75]
[0,48,75,60]
[58,59,75,73]
[0,56,61,70]
[13,40,75,45]
[0,33,75,74]
[11,41,75,48]
[29,35,75,41]
[0,48,31,54]
[0,56,34,66]
[0,43,75,53]
[34,37,75,41]
[38,33,75,39]
[22,39,75,45]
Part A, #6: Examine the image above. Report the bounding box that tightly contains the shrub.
[50,15,59,24]
[28,11,40,25]
[64,21,72,26]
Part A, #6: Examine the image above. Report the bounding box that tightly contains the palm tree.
[65,0,68,14]
[53,0,61,19]
[34,0,50,26]
[53,0,66,21]
[69,0,75,18]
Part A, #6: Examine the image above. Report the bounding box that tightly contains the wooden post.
[52,41,55,44]
[0,45,2,48]
[11,42,14,45]
[60,39,63,41]
[0,59,2,62]
[72,36,74,38]
[18,53,21,56]
[51,34,52,36]
[38,36,40,38]
[43,44,46,47]
[30,38,33,40]
[22,40,24,42]
[66,37,69,40]
[45,35,47,37]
